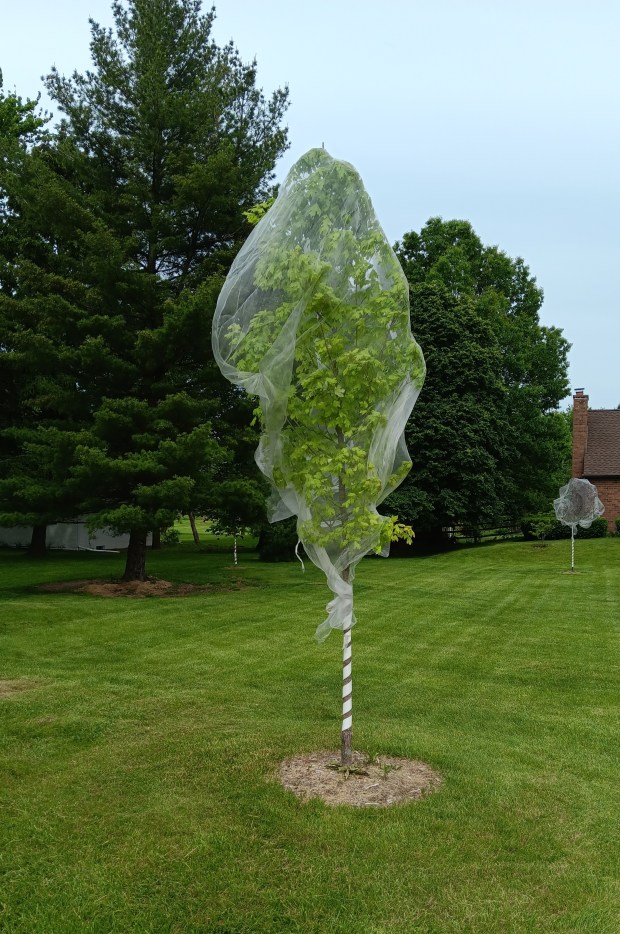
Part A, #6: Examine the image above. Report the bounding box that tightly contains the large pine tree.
[18,0,289,577]
[0,77,83,556]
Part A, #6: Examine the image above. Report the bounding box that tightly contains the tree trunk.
[341,565,353,766]
[188,512,200,545]
[151,527,161,550]
[123,529,148,581]
[28,524,47,558]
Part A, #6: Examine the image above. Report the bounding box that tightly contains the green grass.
[172,515,257,551]
[1,538,619,933]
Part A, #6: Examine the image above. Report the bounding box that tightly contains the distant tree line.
[0,1,571,577]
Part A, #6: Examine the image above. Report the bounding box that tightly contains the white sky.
[2,0,619,409]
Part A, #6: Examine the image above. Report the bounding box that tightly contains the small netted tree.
[553,478,604,572]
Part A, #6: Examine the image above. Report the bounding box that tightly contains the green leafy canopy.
[225,150,425,557]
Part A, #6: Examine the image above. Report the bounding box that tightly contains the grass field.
[168,516,257,551]
[1,537,619,933]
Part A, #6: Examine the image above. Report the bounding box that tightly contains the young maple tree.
[214,149,425,765]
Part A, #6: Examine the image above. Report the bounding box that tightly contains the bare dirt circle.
[279,751,442,808]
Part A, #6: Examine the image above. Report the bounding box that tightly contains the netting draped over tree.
[553,478,604,531]
[212,148,426,642]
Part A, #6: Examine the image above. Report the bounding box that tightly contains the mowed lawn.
[1,538,619,933]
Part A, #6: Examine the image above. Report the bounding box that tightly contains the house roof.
[584,409,620,476]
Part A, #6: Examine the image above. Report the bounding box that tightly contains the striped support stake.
[341,566,353,766]
[341,621,353,765]
[233,532,238,567]
[571,525,575,573]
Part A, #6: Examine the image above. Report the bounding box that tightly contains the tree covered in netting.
[213,148,425,763]
[553,477,604,572]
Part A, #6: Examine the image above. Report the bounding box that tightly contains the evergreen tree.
[27,0,289,578]
[1,75,148,555]
[0,77,77,556]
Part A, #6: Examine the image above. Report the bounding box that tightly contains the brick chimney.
[572,388,589,477]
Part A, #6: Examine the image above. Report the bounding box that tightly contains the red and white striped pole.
[341,567,353,765]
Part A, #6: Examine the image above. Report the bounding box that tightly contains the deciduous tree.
[387,218,570,537]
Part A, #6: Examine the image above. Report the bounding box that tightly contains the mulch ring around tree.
[279,751,442,808]
[38,578,252,598]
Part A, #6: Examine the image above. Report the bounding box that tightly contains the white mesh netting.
[553,478,604,530]
[212,148,425,640]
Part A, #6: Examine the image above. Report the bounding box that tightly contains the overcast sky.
[2,0,619,409]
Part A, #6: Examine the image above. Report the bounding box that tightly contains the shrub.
[522,515,608,541]
[257,517,303,562]
[578,517,609,538]
[161,527,180,545]
[526,516,557,542]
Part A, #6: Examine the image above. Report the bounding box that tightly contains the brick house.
[572,389,620,532]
